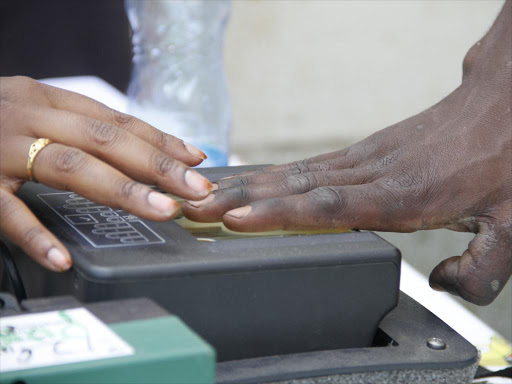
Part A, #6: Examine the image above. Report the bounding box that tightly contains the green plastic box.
[0,297,215,384]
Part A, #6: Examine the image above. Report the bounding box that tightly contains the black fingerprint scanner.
[3,166,401,362]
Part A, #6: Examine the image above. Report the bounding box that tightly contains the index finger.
[221,184,391,232]
[40,82,206,166]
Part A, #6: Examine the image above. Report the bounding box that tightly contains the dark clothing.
[0,0,132,92]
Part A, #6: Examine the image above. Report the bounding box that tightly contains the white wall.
[224,0,511,341]
[225,0,505,162]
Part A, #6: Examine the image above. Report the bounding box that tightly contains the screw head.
[427,337,446,350]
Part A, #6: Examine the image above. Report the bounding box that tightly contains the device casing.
[0,295,215,384]
[2,166,401,361]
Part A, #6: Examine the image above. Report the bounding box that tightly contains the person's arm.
[0,76,212,271]
[183,0,512,305]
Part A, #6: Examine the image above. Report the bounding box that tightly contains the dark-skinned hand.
[183,0,512,306]
[0,76,212,272]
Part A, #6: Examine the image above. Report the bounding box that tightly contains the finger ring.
[27,138,53,182]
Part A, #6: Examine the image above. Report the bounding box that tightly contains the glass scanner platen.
[169,195,350,241]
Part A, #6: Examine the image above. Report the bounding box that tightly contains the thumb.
[429,222,512,306]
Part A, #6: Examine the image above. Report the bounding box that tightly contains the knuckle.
[155,131,174,150]
[114,179,139,199]
[87,119,122,147]
[312,161,331,172]
[306,186,348,217]
[290,160,311,175]
[284,173,318,192]
[54,148,86,173]
[108,108,135,128]
[237,176,250,186]
[233,186,249,201]
[370,150,400,172]
[153,154,180,176]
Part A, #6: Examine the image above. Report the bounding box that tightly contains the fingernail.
[186,194,214,208]
[47,248,71,271]
[184,142,207,160]
[212,183,219,191]
[430,284,446,292]
[148,191,179,217]
[185,170,212,196]
[225,206,252,219]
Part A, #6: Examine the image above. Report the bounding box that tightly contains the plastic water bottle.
[125,0,231,166]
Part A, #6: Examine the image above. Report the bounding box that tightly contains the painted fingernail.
[148,191,179,217]
[47,248,72,271]
[186,194,214,208]
[212,183,219,191]
[184,142,207,160]
[430,284,446,292]
[185,170,213,196]
[225,206,252,219]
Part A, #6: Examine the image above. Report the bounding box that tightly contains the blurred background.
[225,0,512,340]
[224,0,510,341]
[1,0,510,340]
[225,0,505,162]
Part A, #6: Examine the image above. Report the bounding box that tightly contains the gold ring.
[27,138,53,182]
